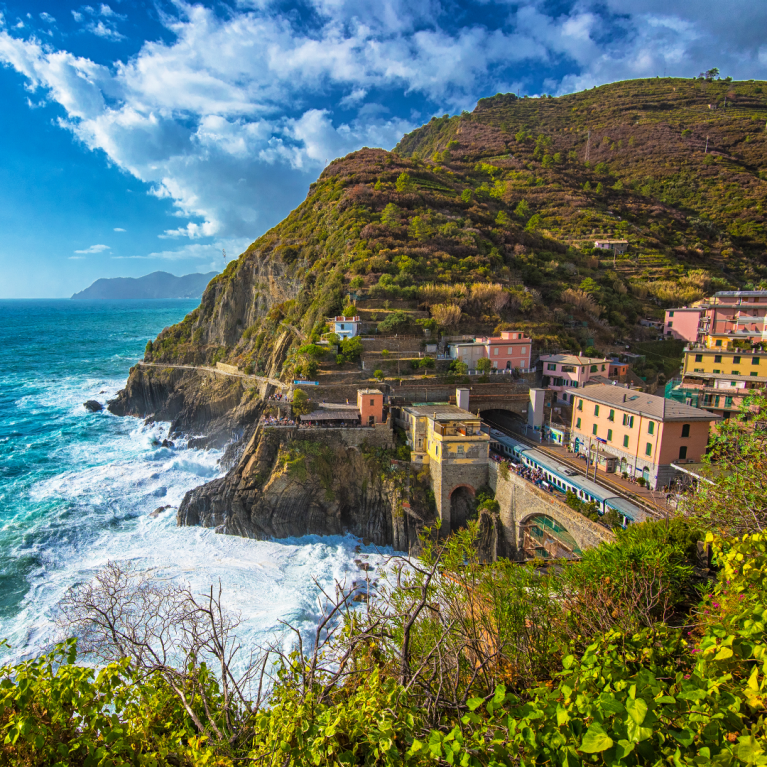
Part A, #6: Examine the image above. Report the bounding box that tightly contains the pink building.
[357,388,384,426]
[539,353,611,404]
[663,307,703,343]
[448,330,532,371]
[664,291,767,344]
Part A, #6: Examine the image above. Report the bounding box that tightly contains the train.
[485,427,647,527]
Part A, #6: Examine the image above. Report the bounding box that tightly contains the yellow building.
[683,345,767,377]
[401,405,489,466]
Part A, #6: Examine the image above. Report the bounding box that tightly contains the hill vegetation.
[144,77,767,375]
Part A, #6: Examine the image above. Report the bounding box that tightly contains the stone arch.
[449,484,475,531]
[518,512,582,559]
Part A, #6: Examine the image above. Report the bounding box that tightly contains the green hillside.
[146,77,767,374]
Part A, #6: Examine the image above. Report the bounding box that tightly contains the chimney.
[623,392,627,402]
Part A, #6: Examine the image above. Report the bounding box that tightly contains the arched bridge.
[488,462,614,560]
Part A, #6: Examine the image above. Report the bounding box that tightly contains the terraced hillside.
[144,77,767,379]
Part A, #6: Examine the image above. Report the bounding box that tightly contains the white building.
[328,315,361,339]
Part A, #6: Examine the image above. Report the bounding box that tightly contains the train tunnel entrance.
[449,485,475,531]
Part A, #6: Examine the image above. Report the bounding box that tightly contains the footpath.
[137,361,289,390]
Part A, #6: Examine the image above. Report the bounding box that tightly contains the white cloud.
[2,0,766,257]
[39,12,56,23]
[113,227,126,231]
[111,237,249,261]
[74,243,110,253]
[69,255,86,260]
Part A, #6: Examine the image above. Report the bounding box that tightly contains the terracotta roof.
[539,354,610,366]
[576,384,720,422]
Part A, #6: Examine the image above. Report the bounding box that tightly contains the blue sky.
[1,0,767,297]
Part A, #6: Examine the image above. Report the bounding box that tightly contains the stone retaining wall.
[262,423,394,450]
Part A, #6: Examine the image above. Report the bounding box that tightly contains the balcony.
[432,421,483,438]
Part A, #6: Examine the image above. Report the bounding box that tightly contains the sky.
[1,1,767,297]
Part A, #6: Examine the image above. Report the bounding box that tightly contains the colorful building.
[448,330,532,371]
[664,291,767,344]
[569,384,720,489]
[328,315,361,339]
[539,354,611,404]
[594,239,628,254]
[357,388,384,426]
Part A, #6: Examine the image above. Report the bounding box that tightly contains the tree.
[349,276,364,290]
[408,216,433,241]
[374,369,385,381]
[450,360,469,376]
[419,356,435,369]
[291,389,315,415]
[684,392,767,535]
[476,357,492,374]
[380,202,400,226]
[461,188,472,203]
[339,335,363,360]
[595,182,604,194]
[431,303,462,328]
[514,199,530,219]
[341,302,356,317]
[525,213,542,231]
[583,180,592,191]
[395,172,415,193]
[495,210,511,227]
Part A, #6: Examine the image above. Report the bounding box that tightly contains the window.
[695,354,703,362]
[520,347,527,355]
[681,423,690,438]
[669,311,675,317]
[370,399,374,406]
[753,358,761,366]
[645,442,652,456]
[752,372,759,377]
[622,414,634,427]
[732,371,740,376]
[493,348,498,355]
[715,355,722,363]
[731,381,738,387]
[576,417,582,429]
[507,347,512,354]
[679,446,688,460]
[592,424,598,436]
[577,399,583,411]
[668,322,673,328]
[602,364,606,371]
[648,421,655,435]
[547,363,557,371]
[594,405,600,416]
[725,396,734,408]
[590,365,598,373]
[715,340,722,347]
[733,356,741,364]
[607,429,613,441]
[713,369,721,374]
[608,409,615,421]
[623,435,629,448]
[457,445,464,454]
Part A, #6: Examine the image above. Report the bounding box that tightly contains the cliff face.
[177,427,432,554]
[108,365,264,448]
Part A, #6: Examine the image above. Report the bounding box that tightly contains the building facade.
[539,354,611,404]
[569,384,720,489]
[594,239,628,254]
[664,291,767,343]
[357,388,384,425]
[329,315,361,339]
[448,330,532,371]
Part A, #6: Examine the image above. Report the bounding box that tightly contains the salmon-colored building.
[569,384,720,489]
[357,388,384,426]
[448,330,532,372]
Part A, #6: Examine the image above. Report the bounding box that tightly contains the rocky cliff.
[177,427,432,554]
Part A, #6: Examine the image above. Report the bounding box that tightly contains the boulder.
[83,400,103,412]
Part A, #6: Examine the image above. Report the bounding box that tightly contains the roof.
[576,384,720,422]
[300,409,360,421]
[588,375,614,386]
[403,404,478,421]
[686,345,767,355]
[714,291,767,298]
[539,354,610,366]
[666,306,702,312]
[594,239,628,244]
[681,372,767,383]
[605,496,647,522]
[358,388,383,395]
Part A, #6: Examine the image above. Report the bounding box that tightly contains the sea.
[0,299,384,665]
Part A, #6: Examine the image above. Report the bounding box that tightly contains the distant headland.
[71,271,217,300]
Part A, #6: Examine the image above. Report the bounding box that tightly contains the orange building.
[357,388,384,426]
[569,384,720,489]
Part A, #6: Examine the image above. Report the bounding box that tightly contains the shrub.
[395,172,415,193]
[431,303,462,328]
[339,335,363,360]
[476,357,492,374]
[377,310,411,333]
[291,389,314,415]
[373,369,385,381]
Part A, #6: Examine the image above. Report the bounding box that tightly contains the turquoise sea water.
[0,300,379,663]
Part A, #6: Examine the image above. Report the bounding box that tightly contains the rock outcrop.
[177,426,432,554]
[107,365,264,448]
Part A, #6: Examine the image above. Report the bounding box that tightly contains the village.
[241,285,767,560]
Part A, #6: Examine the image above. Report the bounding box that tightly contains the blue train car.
[487,428,646,526]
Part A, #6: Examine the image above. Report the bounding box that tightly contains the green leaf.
[466,698,483,711]
[580,724,614,754]
[670,728,695,747]
[562,655,575,670]
[627,717,654,744]
[715,646,734,661]
[626,697,648,725]
[737,736,766,765]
